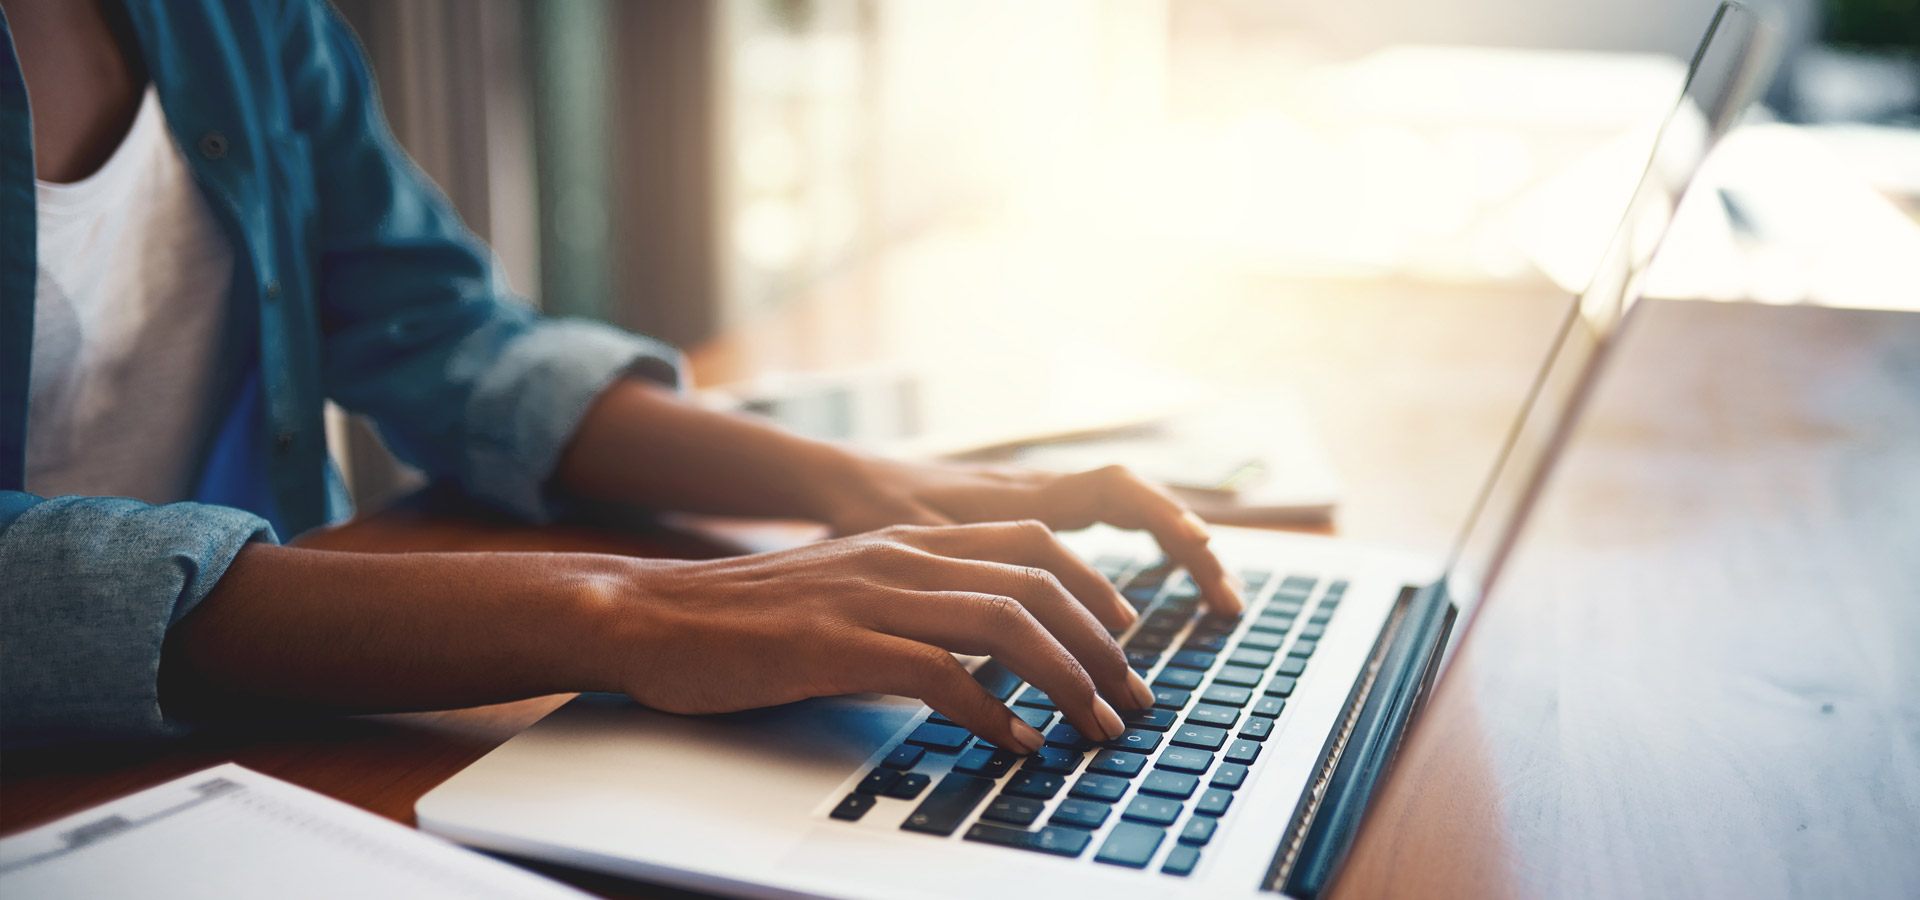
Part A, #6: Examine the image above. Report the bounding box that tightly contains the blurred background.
[327,0,1920,535]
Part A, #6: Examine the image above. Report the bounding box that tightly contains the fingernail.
[1126,670,1156,710]
[1010,719,1046,754]
[1093,697,1126,741]
[1181,510,1212,542]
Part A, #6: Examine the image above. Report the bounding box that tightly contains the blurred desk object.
[2,297,1916,899]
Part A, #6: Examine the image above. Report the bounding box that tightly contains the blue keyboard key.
[830,793,874,821]
[1170,723,1229,751]
[1152,687,1192,711]
[1214,665,1265,688]
[1123,707,1178,732]
[1003,771,1065,800]
[964,823,1092,858]
[1106,728,1164,755]
[1224,739,1262,765]
[1239,631,1284,651]
[1015,687,1056,709]
[1195,787,1233,817]
[1154,668,1205,690]
[971,660,1023,701]
[1025,746,1082,775]
[1278,657,1308,677]
[1239,717,1274,741]
[1227,647,1276,668]
[1252,697,1287,718]
[1265,676,1298,697]
[901,774,994,836]
[953,746,1019,778]
[1087,749,1147,778]
[1140,770,1199,799]
[1069,773,1130,803]
[1095,823,1167,869]
[1122,795,1183,827]
[1180,816,1218,845]
[1211,763,1250,790]
[1050,798,1112,830]
[1185,704,1240,728]
[1014,706,1055,732]
[885,773,930,800]
[1167,649,1217,670]
[1201,685,1254,708]
[1045,722,1097,750]
[858,769,901,794]
[1162,843,1201,876]
[979,794,1045,826]
[1156,747,1215,774]
[905,722,971,752]
[882,745,925,769]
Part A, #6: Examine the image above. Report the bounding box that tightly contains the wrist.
[542,555,657,694]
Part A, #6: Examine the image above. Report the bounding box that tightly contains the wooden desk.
[4,297,1916,898]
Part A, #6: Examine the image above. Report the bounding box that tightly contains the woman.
[0,0,1241,752]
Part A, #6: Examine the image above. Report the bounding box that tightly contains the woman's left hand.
[823,458,1243,615]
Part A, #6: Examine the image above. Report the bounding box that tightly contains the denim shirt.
[0,0,682,745]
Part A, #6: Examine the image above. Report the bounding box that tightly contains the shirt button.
[274,430,295,452]
[264,279,281,299]
[198,131,229,160]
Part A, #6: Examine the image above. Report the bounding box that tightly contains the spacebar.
[900,774,994,837]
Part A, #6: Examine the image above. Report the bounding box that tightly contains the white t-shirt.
[25,86,234,504]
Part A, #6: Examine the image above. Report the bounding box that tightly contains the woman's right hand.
[584,521,1162,753]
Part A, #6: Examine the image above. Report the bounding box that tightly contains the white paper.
[0,764,587,899]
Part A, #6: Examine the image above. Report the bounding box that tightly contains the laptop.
[417,6,1775,897]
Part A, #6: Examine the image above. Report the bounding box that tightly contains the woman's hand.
[822,459,1243,615]
[591,522,1162,753]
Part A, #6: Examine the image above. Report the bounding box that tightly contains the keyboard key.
[1162,844,1201,876]
[1140,770,1199,799]
[1279,575,1317,594]
[1239,631,1284,650]
[1269,601,1305,617]
[1214,665,1265,687]
[1088,749,1148,778]
[1094,822,1166,869]
[1210,763,1249,790]
[1167,649,1217,670]
[1014,706,1055,732]
[1153,667,1205,690]
[1185,704,1241,728]
[1264,677,1297,697]
[1195,787,1234,817]
[1126,632,1173,653]
[1252,697,1287,718]
[1201,685,1254,708]
[1170,723,1230,751]
[964,823,1093,859]
[858,769,901,795]
[1277,657,1308,677]
[1126,650,1161,671]
[1025,746,1083,775]
[1247,615,1293,634]
[901,774,994,836]
[1069,773,1130,803]
[1310,608,1335,624]
[971,660,1023,701]
[1239,717,1275,741]
[1156,747,1215,774]
[1290,639,1319,657]
[1152,687,1192,711]
[1181,632,1230,653]
[882,744,925,770]
[1050,798,1112,830]
[953,746,1019,778]
[1240,569,1272,592]
[886,773,930,799]
[1300,623,1326,639]
[1015,687,1056,710]
[1227,647,1276,668]
[1106,728,1164,755]
[1123,707,1178,731]
[905,722,971,752]
[1122,795,1183,827]
[1003,771,1065,800]
[1121,584,1161,608]
[1224,739,1262,765]
[1093,555,1133,579]
[1045,722,1097,750]
[980,794,1045,826]
[830,793,875,821]
[1180,816,1218,845]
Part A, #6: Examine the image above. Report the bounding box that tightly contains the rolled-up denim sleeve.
[280,0,683,523]
[0,493,277,746]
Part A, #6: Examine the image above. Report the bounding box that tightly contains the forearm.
[158,543,629,719]
[555,378,877,522]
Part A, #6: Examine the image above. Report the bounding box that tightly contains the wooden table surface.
[3,295,1916,898]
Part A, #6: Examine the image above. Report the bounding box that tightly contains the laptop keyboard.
[827,555,1348,877]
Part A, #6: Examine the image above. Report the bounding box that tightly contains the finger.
[1042,466,1244,615]
[889,520,1137,633]
[836,631,1046,753]
[861,589,1130,741]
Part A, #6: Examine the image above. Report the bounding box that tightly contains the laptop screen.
[1438,2,1776,643]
